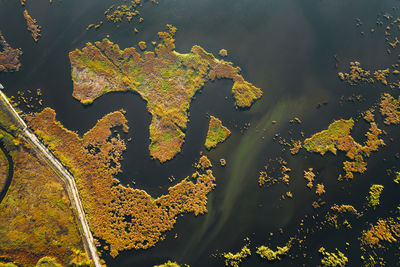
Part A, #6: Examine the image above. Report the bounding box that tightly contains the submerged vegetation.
[27,107,217,257]
[69,25,261,162]
[258,157,291,187]
[0,32,22,73]
[204,115,231,150]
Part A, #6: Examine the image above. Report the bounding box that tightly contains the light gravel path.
[0,84,101,267]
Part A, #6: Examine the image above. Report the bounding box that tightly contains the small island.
[205,115,231,150]
[303,117,385,179]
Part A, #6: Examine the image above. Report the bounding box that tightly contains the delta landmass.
[69,25,262,162]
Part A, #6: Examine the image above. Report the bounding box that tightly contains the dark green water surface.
[1,0,400,266]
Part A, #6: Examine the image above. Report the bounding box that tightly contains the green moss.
[56,198,65,210]
[35,256,62,267]
[136,73,146,82]
[205,116,231,150]
[368,184,384,207]
[161,79,172,91]
[150,142,159,153]
[162,132,173,142]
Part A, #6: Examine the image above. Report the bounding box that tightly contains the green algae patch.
[303,119,354,155]
[69,24,261,162]
[318,247,348,267]
[367,184,384,207]
[205,116,231,150]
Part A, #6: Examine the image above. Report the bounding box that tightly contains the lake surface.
[1,0,400,265]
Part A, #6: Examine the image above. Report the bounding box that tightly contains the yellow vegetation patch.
[222,245,251,267]
[138,41,147,50]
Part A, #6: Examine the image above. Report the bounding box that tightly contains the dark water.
[0,141,13,204]
[1,0,400,266]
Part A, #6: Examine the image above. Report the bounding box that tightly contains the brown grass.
[27,107,217,257]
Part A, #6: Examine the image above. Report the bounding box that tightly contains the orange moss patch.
[303,168,315,189]
[196,155,212,170]
[0,32,22,73]
[27,108,217,257]
[361,218,400,248]
[219,49,228,57]
[379,93,400,125]
[363,109,375,122]
[69,25,261,162]
[315,184,325,196]
[23,10,41,42]
[338,61,374,85]
[138,41,147,50]
[338,61,400,88]
[290,140,302,155]
[204,116,231,150]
